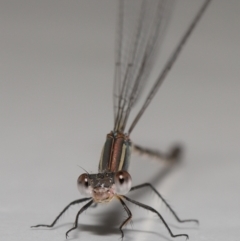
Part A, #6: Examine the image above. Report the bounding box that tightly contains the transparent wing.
[113,0,174,132]
[113,0,212,134]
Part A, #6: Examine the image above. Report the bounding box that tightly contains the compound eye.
[77,173,92,197]
[114,171,132,194]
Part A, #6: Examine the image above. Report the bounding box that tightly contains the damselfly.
[32,0,212,239]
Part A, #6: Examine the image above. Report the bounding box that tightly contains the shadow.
[68,224,174,241]
[77,223,119,236]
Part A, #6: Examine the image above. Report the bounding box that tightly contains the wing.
[113,0,212,134]
[113,0,174,133]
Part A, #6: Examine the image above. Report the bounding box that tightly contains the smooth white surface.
[0,1,240,241]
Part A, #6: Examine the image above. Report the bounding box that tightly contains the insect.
[31,0,212,239]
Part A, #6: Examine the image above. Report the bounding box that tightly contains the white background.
[0,1,239,241]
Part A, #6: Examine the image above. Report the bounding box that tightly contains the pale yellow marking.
[118,143,126,171]
[99,146,104,171]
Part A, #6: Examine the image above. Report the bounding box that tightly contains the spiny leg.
[31,197,92,228]
[117,196,132,240]
[122,195,189,240]
[66,199,93,238]
[133,144,182,163]
[130,183,198,224]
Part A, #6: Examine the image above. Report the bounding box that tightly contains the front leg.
[66,199,93,238]
[117,196,132,240]
[31,197,92,228]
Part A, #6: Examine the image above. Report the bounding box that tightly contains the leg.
[133,144,182,163]
[117,196,132,240]
[66,199,93,238]
[130,183,198,224]
[122,195,189,240]
[31,197,92,228]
